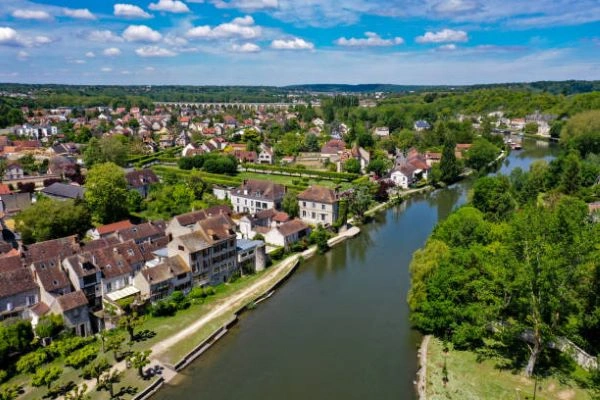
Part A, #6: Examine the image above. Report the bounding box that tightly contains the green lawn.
[426,337,591,400]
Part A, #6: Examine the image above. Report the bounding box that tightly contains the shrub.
[270,247,285,261]
[48,336,95,357]
[64,345,98,369]
[169,291,190,310]
[16,348,52,374]
[150,301,177,317]
[189,287,207,300]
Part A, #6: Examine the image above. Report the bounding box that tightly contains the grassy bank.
[425,337,590,400]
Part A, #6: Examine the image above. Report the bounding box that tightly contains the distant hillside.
[285,80,600,95]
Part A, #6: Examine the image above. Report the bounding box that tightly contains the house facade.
[230,179,286,214]
[298,186,339,226]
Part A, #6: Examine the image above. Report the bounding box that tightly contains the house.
[0,192,32,216]
[166,205,232,240]
[414,120,431,131]
[133,256,191,302]
[0,267,39,320]
[321,139,346,158]
[374,127,390,137]
[230,179,286,214]
[4,163,24,180]
[425,152,442,167]
[297,186,339,226]
[510,118,526,131]
[62,254,102,308]
[116,221,166,245]
[91,245,136,297]
[391,164,418,189]
[125,169,159,198]
[167,214,238,286]
[239,208,289,239]
[258,145,274,164]
[92,220,134,240]
[264,219,310,250]
[589,202,600,223]
[234,150,258,164]
[236,239,267,273]
[23,235,80,265]
[32,258,72,306]
[40,182,85,201]
[50,291,91,336]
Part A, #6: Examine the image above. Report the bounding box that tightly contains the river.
[154,138,557,400]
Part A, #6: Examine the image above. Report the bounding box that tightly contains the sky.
[0,0,599,85]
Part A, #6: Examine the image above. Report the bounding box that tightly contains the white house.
[264,219,310,249]
[374,127,390,137]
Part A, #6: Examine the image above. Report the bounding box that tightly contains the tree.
[440,138,461,183]
[524,122,538,134]
[347,184,372,222]
[118,313,141,343]
[309,225,330,254]
[466,138,499,171]
[127,350,151,378]
[344,158,361,174]
[105,333,125,360]
[83,136,129,167]
[186,171,207,200]
[0,320,34,364]
[560,110,600,156]
[82,358,110,385]
[471,176,516,221]
[281,192,299,218]
[0,384,19,400]
[31,366,61,389]
[126,190,143,213]
[303,133,320,152]
[84,162,129,224]
[64,383,90,400]
[366,158,389,177]
[15,198,91,245]
[560,152,582,195]
[98,369,121,398]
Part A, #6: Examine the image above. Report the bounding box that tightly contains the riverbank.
[424,337,588,400]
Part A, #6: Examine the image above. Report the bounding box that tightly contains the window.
[303,202,306,207]
[106,282,112,292]
[312,202,316,208]
[302,210,306,217]
[311,212,316,219]
[321,204,325,210]
[321,214,326,221]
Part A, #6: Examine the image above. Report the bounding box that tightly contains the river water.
[155,138,557,400]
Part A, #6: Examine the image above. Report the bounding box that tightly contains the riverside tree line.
[408,110,600,391]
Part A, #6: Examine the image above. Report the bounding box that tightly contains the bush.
[48,336,95,358]
[64,345,98,369]
[189,287,207,300]
[35,314,64,339]
[16,348,52,374]
[169,291,190,310]
[0,369,8,384]
[150,301,177,317]
[270,247,285,261]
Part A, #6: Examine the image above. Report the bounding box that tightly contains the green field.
[426,337,591,400]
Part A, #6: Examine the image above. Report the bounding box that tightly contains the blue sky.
[0,0,598,85]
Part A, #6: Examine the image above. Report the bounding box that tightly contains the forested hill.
[285,80,600,95]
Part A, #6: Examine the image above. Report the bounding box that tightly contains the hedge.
[241,163,359,182]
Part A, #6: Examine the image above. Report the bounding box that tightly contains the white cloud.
[336,32,404,47]
[100,67,113,72]
[135,45,177,57]
[149,0,191,13]
[164,35,188,46]
[433,0,480,14]
[271,37,314,50]
[33,36,52,45]
[63,8,96,20]
[0,27,21,46]
[85,51,95,58]
[12,9,52,21]
[123,25,162,42]
[416,29,468,43]
[231,42,260,52]
[88,30,124,43]
[17,50,29,60]
[212,0,279,11]
[186,16,261,39]
[437,43,458,51]
[74,59,86,64]
[145,66,156,71]
[114,4,152,18]
[103,47,122,56]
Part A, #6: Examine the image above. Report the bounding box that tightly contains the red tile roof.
[298,186,338,204]
[97,220,134,236]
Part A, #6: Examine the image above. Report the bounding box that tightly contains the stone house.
[264,219,311,249]
[230,179,286,214]
[133,255,192,303]
[298,186,339,226]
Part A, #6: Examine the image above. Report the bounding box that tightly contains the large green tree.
[281,192,299,218]
[466,138,499,171]
[84,162,129,224]
[440,138,461,183]
[83,136,129,167]
[15,198,91,244]
[471,176,516,221]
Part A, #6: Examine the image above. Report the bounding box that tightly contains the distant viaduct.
[153,102,302,110]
